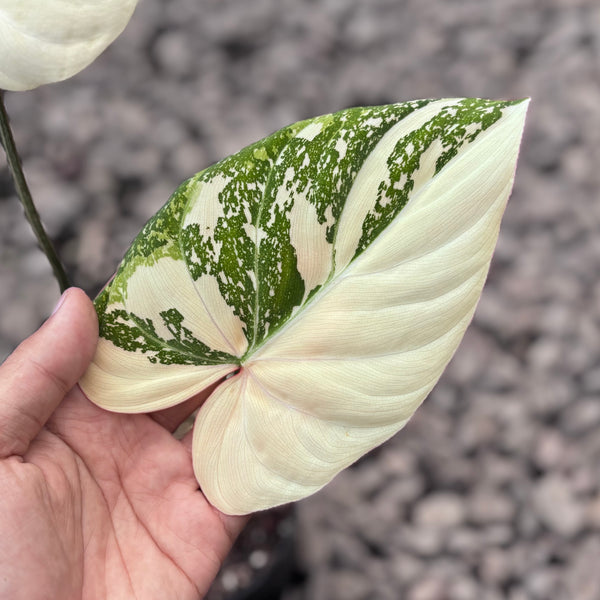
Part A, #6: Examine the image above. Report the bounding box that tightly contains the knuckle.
[28,356,72,398]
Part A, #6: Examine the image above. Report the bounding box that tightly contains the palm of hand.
[0,289,246,600]
[1,388,243,600]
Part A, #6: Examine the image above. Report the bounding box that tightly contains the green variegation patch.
[80,98,528,515]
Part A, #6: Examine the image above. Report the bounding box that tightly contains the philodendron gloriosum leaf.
[80,98,528,515]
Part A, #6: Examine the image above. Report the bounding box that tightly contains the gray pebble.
[413,492,467,528]
[532,475,585,537]
[468,489,516,525]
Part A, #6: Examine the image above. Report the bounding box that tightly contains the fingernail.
[51,290,69,317]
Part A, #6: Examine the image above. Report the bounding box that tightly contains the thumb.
[0,288,98,458]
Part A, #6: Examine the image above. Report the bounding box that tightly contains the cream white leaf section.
[246,318,469,427]
[0,0,138,91]
[287,182,334,299]
[81,338,232,413]
[192,100,528,514]
[193,371,404,515]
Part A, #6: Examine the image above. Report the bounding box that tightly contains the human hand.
[0,288,248,600]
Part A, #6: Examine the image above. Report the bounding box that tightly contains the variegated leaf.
[80,98,528,515]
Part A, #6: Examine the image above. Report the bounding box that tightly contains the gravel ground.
[1,0,600,598]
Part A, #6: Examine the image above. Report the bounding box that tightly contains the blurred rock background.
[1,0,599,598]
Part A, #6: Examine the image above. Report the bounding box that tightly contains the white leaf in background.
[80,98,529,514]
[0,0,138,91]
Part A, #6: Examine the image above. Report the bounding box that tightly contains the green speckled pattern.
[95,98,523,368]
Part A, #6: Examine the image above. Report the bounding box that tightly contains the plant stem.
[0,90,71,293]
